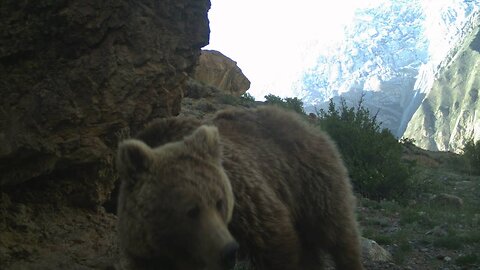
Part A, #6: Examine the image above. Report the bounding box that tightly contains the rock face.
[0,0,210,206]
[404,26,480,152]
[0,0,210,269]
[193,50,250,96]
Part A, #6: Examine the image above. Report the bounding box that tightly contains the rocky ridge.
[194,50,251,97]
[404,25,480,152]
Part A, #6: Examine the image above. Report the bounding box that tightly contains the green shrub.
[317,96,413,200]
[218,94,241,105]
[264,94,305,114]
[399,137,416,146]
[219,93,257,106]
[240,92,256,102]
[445,154,470,173]
[264,93,284,104]
[456,254,479,267]
[283,97,305,114]
[462,139,480,175]
[433,234,464,249]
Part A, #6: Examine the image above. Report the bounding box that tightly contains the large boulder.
[193,50,250,96]
[0,0,210,206]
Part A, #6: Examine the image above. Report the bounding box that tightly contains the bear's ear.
[117,139,155,178]
[184,125,221,160]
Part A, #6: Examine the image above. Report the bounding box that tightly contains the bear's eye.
[187,205,200,219]
[216,199,224,213]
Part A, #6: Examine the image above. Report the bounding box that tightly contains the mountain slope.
[296,0,479,138]
[403,26,480,152]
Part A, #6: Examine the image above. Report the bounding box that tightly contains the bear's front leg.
[248,206,302,270]
[328,218,364,270]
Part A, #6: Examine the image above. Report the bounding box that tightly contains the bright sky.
[205,0,380,100]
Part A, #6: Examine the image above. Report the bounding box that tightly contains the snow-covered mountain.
[295,0,480,138]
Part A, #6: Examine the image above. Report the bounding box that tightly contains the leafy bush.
[456,254,479,267]
[219,93,256,106]
[317,96,413,200]
[462,139,480,175]
[399,137,416,146]
[218,94,241,105]
[264,94,305,114]
[264,93,283,104]
[433,234,464,250]
[240,92,256,102]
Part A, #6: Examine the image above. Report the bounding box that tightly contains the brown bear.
[116,106,363,270]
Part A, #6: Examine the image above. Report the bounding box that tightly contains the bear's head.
[116,125,238,270]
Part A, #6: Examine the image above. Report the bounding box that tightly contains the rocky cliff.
[0,0,209,205]
[0,0,210,268]
[193,50,250,96]
[403,26,480,152]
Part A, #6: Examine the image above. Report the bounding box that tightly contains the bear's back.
[211,106,343,174]
[136,116,202,148]
[211,106,351,219]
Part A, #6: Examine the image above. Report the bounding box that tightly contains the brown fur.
[116,106,363,270]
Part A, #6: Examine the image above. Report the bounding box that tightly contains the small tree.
[317,96,413,200]
[284,97,306,114]
[264,94,284,105]
[240,93,256,102]
[264,94,305,114]
[463,139,480,175]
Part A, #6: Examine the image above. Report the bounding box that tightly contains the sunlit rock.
[194,50,251,97]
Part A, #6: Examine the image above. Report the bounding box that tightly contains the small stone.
[426,224,448,237]
[361,237,393,262]
[444,256,452,262]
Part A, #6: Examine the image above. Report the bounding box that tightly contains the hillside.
[404,25,480,152]
[359,145,480,269]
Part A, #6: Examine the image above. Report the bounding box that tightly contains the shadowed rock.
[0,0,210,207]
[0,1,210,269]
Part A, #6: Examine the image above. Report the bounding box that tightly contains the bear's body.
[116,106,363,270]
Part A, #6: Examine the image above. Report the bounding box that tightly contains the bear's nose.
[221,241,239,269]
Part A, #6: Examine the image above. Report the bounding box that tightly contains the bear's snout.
[220,241,239,269]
